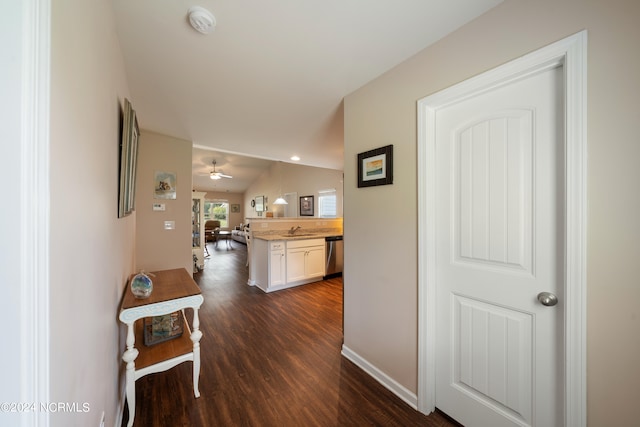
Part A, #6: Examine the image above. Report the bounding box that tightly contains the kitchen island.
[246,219,342,292]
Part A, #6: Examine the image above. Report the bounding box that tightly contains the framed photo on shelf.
[357,144,393,188]
[300,195,314,216]
[143,311,184,346]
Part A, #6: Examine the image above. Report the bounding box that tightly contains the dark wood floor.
[122,241,458,426]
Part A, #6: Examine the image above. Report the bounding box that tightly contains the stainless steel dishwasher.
[324,235,343,279]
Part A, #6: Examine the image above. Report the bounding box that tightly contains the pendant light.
[273,196,288,205]
[273,162,288,205]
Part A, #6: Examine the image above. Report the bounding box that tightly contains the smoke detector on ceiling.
[188,6,216,34]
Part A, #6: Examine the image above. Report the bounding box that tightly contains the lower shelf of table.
[134,311,193,370]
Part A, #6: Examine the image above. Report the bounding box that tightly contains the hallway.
[122,243,456,426]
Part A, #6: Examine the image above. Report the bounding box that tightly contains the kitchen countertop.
[253,231,342,241]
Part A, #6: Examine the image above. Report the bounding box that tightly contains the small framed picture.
[299,195,314,216]
[154,171,177,199]
[231,203,240,213]
[255,195,265,212]
[143,311,184,346]
[357,145,393,188]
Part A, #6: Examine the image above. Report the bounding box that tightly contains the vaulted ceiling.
[113,0,502,191]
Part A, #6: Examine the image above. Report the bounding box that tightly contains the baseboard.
[115,374,126,427]
[341,345,418,410]
[261,276,323,293]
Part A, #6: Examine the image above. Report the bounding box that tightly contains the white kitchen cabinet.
[252,238,287,292]
[306,246,325,277]
[251,237,325,293]
[286,239,325,283]
[269,241,286,287]
[285,248,306,282]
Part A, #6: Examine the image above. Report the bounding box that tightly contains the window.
[204,200,229,228]
[318,189,337,218]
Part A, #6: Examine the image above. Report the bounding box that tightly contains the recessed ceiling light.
[188,6,216,34]
[290,155,300,161]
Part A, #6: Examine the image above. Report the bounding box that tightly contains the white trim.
[116,384,126,427]
[563,30,588,427]
[341,345,418,409]
[20,1,51,427]
[417,31,587,426]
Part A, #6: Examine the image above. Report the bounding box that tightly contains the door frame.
[417,31,587,426]
[13,1,52,426]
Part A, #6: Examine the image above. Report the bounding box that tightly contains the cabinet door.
[305,246,325,278]
[286,248,307,282]
[269,249,285,286]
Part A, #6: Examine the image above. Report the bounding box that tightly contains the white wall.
[343,0,640,424]
[49,1,135,426]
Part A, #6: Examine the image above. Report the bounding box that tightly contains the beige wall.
[48,0,135,426]
[197,162,343,228]
[245,161,344,219]
[344,0,640,424]
[135,130,193,274]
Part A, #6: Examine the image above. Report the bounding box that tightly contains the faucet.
[288,226,302,235]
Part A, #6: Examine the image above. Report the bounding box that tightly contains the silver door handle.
[537,292,558,307]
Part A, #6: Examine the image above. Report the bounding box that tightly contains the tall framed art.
[118,98,140,218]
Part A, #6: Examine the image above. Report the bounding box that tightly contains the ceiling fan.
[209,160,232,180]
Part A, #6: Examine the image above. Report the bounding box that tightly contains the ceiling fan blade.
[219,173,233,178]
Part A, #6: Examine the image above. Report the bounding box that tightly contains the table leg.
[122,322,139,427]
[190,308,203,398]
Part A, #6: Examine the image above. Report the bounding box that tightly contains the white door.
[284,192,298,217]
[434,65,564,426]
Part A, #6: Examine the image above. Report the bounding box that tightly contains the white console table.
[118,268,204,427]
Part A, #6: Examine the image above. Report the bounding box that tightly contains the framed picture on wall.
[231,203,240,213]
[255,195,265,212]
[300,195,314,216]
[118,98,140,218]
[357,144,393,188]
[154,171,177,199]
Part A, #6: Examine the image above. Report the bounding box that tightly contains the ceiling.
[112,0,502,192]
[192,147,274,193]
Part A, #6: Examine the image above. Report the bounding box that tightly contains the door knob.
[537,292,558,307]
